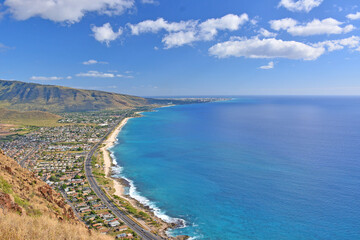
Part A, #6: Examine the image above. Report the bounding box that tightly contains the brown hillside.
[0,149,112,240]
[0,108,61,126]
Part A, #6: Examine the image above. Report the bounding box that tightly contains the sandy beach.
[101,117,132,196]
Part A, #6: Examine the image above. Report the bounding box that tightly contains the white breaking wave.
[108,146,186,227]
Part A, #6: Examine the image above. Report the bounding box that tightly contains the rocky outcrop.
[4,165,14,175]
[38,185,76,220]
[0,192,22,214]
[0,151,77,222]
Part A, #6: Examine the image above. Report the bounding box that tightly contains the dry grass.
[0,108,61,127]
[0,212,113,240]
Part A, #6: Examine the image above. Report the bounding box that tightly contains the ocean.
[111,97,360,239]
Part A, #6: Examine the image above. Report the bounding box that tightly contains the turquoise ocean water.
[111,97,360,239]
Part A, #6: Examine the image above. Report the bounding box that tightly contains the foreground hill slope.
[0,149,112,240]
[0,80,150,112]
[0,212,113,240]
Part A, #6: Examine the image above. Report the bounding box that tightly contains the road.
[84,117,162,240]
[60,189,82,220]
[20,146,39,168]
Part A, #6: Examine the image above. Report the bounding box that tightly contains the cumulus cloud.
[198,14,249,40]
[278,0,323,12]
[128,18,197,35]
[258,28,277,37]
[270,18,355,36]
[30,76,71,81]
[4,0,134,23]
[315,36,360,52]
[162,31,197,48]
[91,23,122,46]
[270,18,297,31]
[83,59,108,65]
[208,37,325,60]
[347,12,360,20]
[259,61,275,69]
[128,13,249,48]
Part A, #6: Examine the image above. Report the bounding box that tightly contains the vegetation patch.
[0,176,12,194]
[14,194,29,208]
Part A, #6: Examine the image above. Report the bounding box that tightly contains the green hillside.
[0,108,61,126]
[0,80,150,112]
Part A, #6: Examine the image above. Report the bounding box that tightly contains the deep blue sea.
[111,97,360,240]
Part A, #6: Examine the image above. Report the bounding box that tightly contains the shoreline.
[101,117,132,196]
[100,112,187,239]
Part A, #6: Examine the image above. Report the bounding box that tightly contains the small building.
[109,220,121,228]
[116,233,127,239]
[116,225,128,232]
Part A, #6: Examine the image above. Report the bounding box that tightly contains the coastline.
[101,117,131,196]
[100,112,187,239]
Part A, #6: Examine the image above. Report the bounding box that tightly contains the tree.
[49,175,60,182]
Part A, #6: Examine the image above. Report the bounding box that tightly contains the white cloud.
[250,17,259,25]
[259,61,274,69]
[92,23,122,46]
[4,0,134,23]
[162,31,198,48]
[141,0,159,5]
[198,14,249,40]
[315,36,360,52]
[116,74,134,78]
[278,0,323,12]
[0,43,10,52]
[347,12,360,20]
[209,37,325,60]
[270,18,355,36]
[129,14,249,48]
[128,18,197,35]
[76,71,115,78]
[76,70,133,78]
[83,59,108,65]
[258,28,277,37]
[270,18,297,31]
[30,76,69,81]
[83,59,98,65]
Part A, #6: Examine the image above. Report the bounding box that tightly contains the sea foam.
[109,143,186,227]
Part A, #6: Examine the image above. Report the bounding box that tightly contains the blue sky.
[1,0,360,96]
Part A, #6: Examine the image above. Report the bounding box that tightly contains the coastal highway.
[84,117,162,240]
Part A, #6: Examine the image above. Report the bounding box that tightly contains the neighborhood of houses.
[0,111,138,239]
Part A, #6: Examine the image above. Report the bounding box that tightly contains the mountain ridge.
[0,79,152,112]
